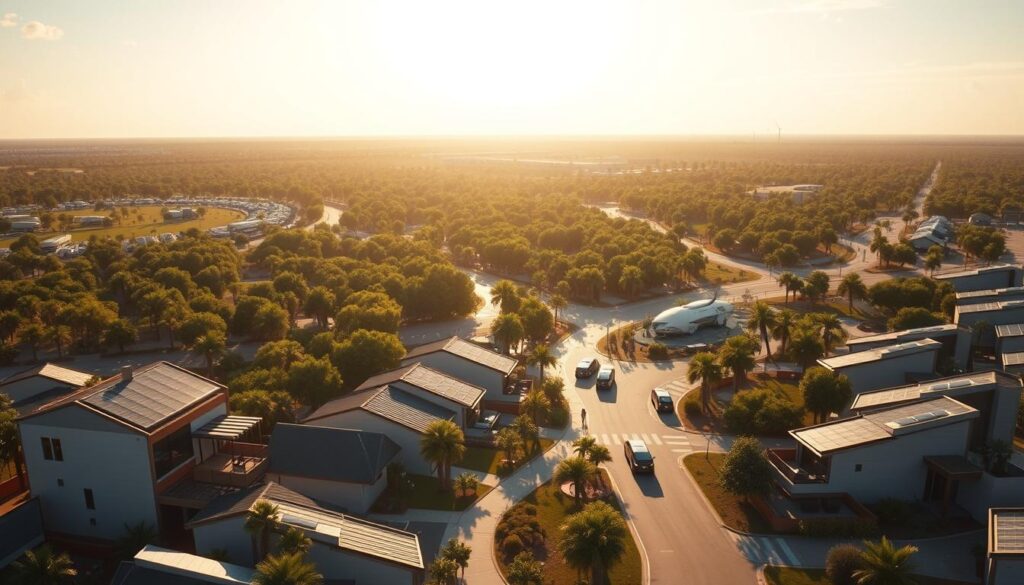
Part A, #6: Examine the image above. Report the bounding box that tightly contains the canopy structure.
[193,415,262,442]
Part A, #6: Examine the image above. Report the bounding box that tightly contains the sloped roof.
[304,385,456,434]
[111,545,255,585]
[20,362,225,433]
[356,363,485,408]
[269,424,400,484]
[404,336,517,374]
[0,363,94,388]
[188,482,423,570]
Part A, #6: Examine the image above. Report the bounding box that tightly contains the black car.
[575,357,601,379]
[651,388,673,413]
[595,367,615,390]
[624,439,655,473]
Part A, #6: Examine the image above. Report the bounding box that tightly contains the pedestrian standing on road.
[581,408,588,431]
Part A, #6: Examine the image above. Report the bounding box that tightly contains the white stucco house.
[187,482,425,584]
[402,336,518,410]
[266,423,400,514]
[843,324,969,370]
[936,264,1023,293]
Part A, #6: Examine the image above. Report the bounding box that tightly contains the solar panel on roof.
[996,511,1024,553]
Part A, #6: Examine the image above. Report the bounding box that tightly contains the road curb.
[603,467,652,585]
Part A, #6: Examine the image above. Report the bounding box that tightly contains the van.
[575,357,601,379]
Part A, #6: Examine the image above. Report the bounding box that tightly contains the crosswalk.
[729,533,801,566]
[657,378,691,395]
[594,431,693,453]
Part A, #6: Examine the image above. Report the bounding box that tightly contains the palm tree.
[253,553,323,585]
[191,332,226,377]
[815,313,847,354]
[507,551,544,585]
[420,420,466,490]
[587,444,613,490]
[746,301,778,361]
[686,352,722,415]
[549,293,567,324]
[277,526,312,555]
[429,557,460,585]
[495,427,522,468]
[572,435,598,458]
[770,308,797,356]
[558,501,629,585]
[789,330,826,370]
[852,537,919,585]
[490,280,521,314]
[869,227,887,264]
[554,456,597,505]
[777,272,800,303]
[512,415,541,454]
[520,389,550,425]
[453,472,479,498]
[491,312,525,355]
[717,335,758,392]
[245,499,281,562]
[837,273,868,313]
[527,344,557,381]
[12,545,77,585]
[439,538,472,581]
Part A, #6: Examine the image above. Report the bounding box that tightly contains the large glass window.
[153,426,194,479]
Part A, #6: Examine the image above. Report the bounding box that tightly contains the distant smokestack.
[120,365,133,382]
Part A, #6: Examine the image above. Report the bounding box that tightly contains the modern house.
[768,396,980,510]
[17,362,267,543]
[303,384,457,475]
[111,545,256,585]
[954,301,1024,348]
[844,324,968,370]
[956,286,1024,306]
[0,363,94,416]
[818,339,942,398]
[354,363,486,428]
[987,508,1024,585]
[266,423,400,514]
[402,336,518,410]
[188,482,425,584]
[936,264,1023,293]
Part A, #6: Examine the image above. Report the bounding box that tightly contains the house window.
[152,425,194,479]
[89,518,96,526]
[41,437,63,461]
[855,464,863,472]
[84,489,95,510]
[57,479,64,487]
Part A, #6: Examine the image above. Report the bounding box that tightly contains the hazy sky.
[2,0,1023,138]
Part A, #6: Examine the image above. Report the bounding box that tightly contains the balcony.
[192,442,268,488]
[767,448,830,494]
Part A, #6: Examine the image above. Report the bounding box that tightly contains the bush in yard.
[683,394,702,417]
[719,436,773,501]
[647,342,669,360]
[826,544,865,585]
[723,389,803,435]
[502,534,524,557]
[547,404,570,428]
[495,502,545,559]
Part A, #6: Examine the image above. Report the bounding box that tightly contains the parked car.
[575,357,601,379]
[595,367,616,390]
[624,439,655,473]
[651,388,674,413]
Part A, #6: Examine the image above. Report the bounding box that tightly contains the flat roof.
[0,363,94,388]
[819,339,942,369]
[996,323,1024,338]
[1003,352,1024,367]
[956,300,1024,315]
[846,324,958,347]
[936,263,1018,280]
[992,508,1024,556]
[850,371,1015,411]
[957,286,1024,301]
[125,545,255,585]
[792,396,977,456]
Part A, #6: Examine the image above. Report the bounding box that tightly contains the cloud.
[748,0,887,16]
[21,20,64,41]
[0,12,16,27]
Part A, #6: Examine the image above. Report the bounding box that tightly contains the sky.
[1,0,1024,139]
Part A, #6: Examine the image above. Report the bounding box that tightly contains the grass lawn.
[678,376,811,433]
[683,452,775,534]
[495,469,643,585]
[460,438,556,477]
[0,206,245,243]
[701,261,759,285]
[403,474,493,511]
[763,566,975,585]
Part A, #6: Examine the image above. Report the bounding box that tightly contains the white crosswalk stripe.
[610,433,621,445]
[774,538,799,565]
[647,434,663,445]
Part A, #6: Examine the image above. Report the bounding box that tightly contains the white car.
[651,298,734,336]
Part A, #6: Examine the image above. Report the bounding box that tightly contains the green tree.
[245,499,280,562]
[777,272,801,304]
[102,319,138,354]
[801,367,853,424]
[229,390,294,430]
[507,551,544,585]
[549,293,567,323]
[837,273,868,313]
[495,427,523,469]
[618,265,645,299]
[527,344,557,382]
[453,472,479,498]
[804,271,831,303]
[815,313,847,353]
[853,537,919,585]
[286,356,344,408]
[331,329,405,388]
[490,280,522,314]
[428,556,459,585]
[191,332,227,377]
[303,286,336,329]
[177,311,228,347]
[253,553,323,585]
[254,340,307,372]
[554,456,597,505]
[746,301,777,361]
[420,420,466,490]
[277,527,312,556]
[770,308,797,356]
[491,312,525,355]
[789,330,825,369]
[47,325,72,359]
[687,352,723,415]
[520,389,550,426]
[558,501,629,585]
[719,436,773,502]
[438,538,472,581]
[717,334,759,392]
[11,545,77,585]
[0,395,24,487]
[888,307,945,331]
[19,322,46,362]
[572,435,597,458]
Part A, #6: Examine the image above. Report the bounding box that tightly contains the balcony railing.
[767,448,829,484]
[193,443,268,488]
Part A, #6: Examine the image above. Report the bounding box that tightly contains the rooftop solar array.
[81,363,220,431]
[996,323,1024,338]
[957,286,1024,300]
[850,372,998,410]
[847,324,957,347]
[1003,352,1024,366]
[820,339,941,369]
[994,509,1024,553]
